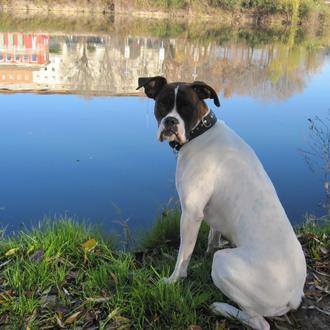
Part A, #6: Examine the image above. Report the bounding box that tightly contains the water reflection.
[0,18,329,98]
[300,113,330,212]
[0,14,330,231]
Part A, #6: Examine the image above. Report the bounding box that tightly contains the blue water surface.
[0,25,330,234]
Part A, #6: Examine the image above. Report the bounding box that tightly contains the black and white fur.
[137,76,306,330]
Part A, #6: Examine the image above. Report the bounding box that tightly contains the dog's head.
[137,76,220,145]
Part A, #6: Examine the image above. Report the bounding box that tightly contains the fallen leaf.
[55,313,65,328]
[57,311,64,319]
[5,248,19,256]
[86,296,111,303]
[62,287,70,296]
[81,239,97,251]
[41,286,53,296]
[110,272,118,285]
[114,315,130,321]
[64,311,82,325]
[304,289,322,298]
[189,326,202,330]
[320,246,329,255]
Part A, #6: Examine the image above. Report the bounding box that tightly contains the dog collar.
[169,110,217,151]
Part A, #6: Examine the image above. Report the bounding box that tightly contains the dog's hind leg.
[210,249,271,330]
[210,302,270,330]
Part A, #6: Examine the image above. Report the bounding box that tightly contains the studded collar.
[169,110,217,152]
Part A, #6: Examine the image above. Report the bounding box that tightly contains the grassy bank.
[132,0,327,18]
[0,210,329,329]
[0,0,329,24]
[0,11,329,46]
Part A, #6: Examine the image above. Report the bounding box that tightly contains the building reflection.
[0,33,49,89]
[0,28,328,99]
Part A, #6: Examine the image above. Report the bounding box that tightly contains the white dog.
[137,77,306,330]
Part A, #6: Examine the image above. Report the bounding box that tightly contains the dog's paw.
[163,273,187,284]
[162,276,176,284]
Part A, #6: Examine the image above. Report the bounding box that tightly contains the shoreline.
[0,7,271,25]
[0,211,329,328]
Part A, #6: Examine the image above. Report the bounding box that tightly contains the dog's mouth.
[160,128,180,143]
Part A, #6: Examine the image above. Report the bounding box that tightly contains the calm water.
[0,14,330,233]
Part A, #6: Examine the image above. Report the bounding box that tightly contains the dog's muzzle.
[160,116,179,142]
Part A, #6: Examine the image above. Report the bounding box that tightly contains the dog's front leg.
[164,209,203,284]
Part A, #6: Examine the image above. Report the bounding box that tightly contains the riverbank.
[0,0,329,25]
[0,210,329,329]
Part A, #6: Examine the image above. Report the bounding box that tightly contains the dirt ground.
[277,234,330,330]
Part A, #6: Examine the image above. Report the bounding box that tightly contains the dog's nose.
[164,116,179,128]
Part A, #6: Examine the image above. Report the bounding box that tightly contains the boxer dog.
[137,76,306,330]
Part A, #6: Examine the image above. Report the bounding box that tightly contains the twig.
[302,305,330,316]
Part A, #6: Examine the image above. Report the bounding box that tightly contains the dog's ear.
[190,81,220,107]
[137,76,167,99]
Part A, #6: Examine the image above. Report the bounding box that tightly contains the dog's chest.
[175,121,229,182]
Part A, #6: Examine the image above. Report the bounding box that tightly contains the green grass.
[297,214,330,260]
[0,211,329,329]
[137,208,211,254]
[0,212,225,329]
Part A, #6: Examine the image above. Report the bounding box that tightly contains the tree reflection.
[61,36,96,93]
